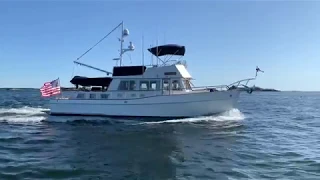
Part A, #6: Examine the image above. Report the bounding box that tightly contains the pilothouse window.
[118,80,136,91]
[183,79,192,90]
[149,80,160,90]
[172,80,182,90]
[129,81,136,90]
[76,93,85,99]
[163,80,170,90]
[140,81,149,90]
[118,81,129,90]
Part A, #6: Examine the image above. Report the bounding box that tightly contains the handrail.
[227,77,256,87]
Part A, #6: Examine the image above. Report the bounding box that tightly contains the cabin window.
[163,79,170,90]
[129,80,136,90]
[91,87,102,91]
[76,93,85,99]
[118,80,136,90]
[101,94,109,99]
[89,94,96,99]
[149,80,160,90]
[172,80,182,90]
[164,72,177,75]
[140,81,149,90]
[183,79,192,90]
[118,81,128,90]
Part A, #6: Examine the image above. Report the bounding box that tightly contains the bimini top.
[148,44,185,56]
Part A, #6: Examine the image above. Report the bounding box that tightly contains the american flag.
[40,78,61,97]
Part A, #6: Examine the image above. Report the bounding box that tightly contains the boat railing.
[190,78,256,92]
[189,85,229,91]
[227,77,256,88]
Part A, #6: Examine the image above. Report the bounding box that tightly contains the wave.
[0,106,49,123]
[137,108,245,125]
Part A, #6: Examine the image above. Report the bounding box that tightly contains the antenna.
[156,28,159,66]
[142,34,144,66]
[116,21,134,67]
[119,21,124,66]
[150,44,153,66]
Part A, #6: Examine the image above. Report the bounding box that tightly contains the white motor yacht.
[48,22,256,118]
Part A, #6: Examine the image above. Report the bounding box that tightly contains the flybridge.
[73,43,187,77]
[71,21,188,78]
[69,21,192,88]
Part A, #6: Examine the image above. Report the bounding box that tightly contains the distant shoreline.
[239,87,280,92]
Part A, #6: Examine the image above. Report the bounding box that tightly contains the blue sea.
[0,89,319,179]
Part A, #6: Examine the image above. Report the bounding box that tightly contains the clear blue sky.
[1,1,320,91]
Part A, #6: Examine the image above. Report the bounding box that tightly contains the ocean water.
[0,89,319,179]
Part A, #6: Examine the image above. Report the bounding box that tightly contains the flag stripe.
[40,78,61,97]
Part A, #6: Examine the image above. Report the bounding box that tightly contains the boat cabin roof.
[112,66,146,76]
[148,44,185,57]
[70,76,112,87]
[112,64,192,79]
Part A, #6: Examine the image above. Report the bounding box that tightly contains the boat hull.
[49,90,241,118]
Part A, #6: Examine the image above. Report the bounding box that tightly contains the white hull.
[49,90,241,118]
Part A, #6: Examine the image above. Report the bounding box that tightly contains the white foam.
[0,106,49,115]
[0,116,46,122]
[0,106,49,123]
[137,109,245,125]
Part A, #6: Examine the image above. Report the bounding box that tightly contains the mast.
[142,34,144,66]
[116,21,134,67]
[119,21,124,66]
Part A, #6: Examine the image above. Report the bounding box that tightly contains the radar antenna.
[116,22,135,66]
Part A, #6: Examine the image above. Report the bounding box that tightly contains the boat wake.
[0,106,245,125]
[0,106,49,123]
[137,108,245,125]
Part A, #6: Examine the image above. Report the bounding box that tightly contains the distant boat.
[48,21,256,118]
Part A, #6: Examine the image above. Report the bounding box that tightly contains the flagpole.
[58,77,62,99]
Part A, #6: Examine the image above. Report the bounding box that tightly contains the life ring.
[246,88,253,94]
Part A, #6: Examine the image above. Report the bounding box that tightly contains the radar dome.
[123,29,129,36]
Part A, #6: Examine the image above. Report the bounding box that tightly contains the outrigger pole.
[72,21,135,75]
[75,22,123,61]
[73,61,112,75]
